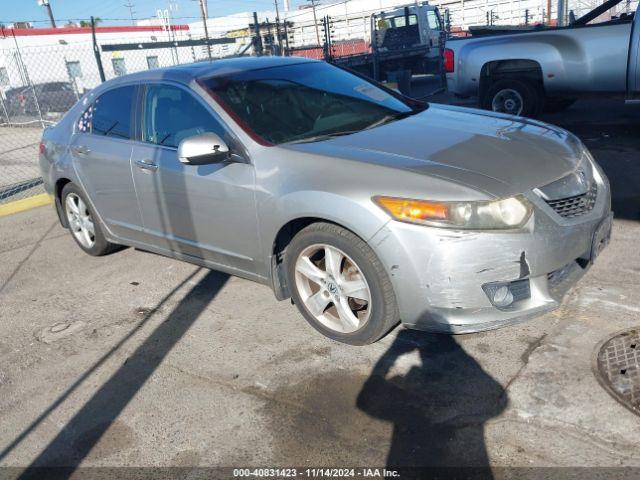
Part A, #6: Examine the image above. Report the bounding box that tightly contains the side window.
[427,11,441,30]
[146,56,159,70]
[112,58,127,77]
[142,84,224,149]
[78,85,135,139]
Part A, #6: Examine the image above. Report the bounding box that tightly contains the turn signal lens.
[374,197,449,221]
[374,197,449,222]
[373,195,532,230]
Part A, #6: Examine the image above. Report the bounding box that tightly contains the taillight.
[444,48,455,73]
[39,142,45,155]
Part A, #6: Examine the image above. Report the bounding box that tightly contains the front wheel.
[285,222,400,345]
[482,78,544,118]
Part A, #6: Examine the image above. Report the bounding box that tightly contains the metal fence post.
[252,12,264,56]
[283,21,290,55]
[11,32,45,128]
[91,17,106,83]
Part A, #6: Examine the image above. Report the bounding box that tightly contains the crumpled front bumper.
[369,170,612,334]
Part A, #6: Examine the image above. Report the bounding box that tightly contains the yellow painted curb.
[0,193,53,218]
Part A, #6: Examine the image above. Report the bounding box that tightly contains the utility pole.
[37,0,56,28]
[91,16,106,82]
[274,0,283,54]
[198,0,212,60]
[124,0,136,24]
[307,0,321,46]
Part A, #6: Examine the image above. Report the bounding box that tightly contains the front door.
[72,84,144,241]
[130,83,259,274]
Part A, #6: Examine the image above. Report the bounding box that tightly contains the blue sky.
[1,0,304,26]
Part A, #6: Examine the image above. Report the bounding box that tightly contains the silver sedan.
[39,57,612,345]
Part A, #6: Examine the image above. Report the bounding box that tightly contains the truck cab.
[373,3,444,59]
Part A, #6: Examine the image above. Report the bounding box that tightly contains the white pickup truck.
[444,0,640,117]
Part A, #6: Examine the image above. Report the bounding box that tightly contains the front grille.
[545,183,597,218]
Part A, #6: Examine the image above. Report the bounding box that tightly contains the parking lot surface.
[0,96,639,471]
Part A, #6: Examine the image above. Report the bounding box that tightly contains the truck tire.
[544,98,576,113]
[482,78,544,118]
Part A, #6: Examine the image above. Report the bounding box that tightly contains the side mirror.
[178,132,230,165]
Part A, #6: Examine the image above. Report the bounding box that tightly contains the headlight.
[373,195,533,230]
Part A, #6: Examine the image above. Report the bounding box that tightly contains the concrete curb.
[0,193,52,218]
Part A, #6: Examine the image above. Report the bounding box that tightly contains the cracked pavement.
[0,97,639,469]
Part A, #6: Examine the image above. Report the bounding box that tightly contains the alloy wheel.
[491,88,524,116]
[294,243,372,334]
[65,193,96,249]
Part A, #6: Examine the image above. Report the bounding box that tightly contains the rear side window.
[79,85,135,139]
[427,11,441,30]
[142,84,224,148]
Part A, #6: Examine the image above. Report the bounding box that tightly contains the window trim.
[136,80,245,157]
[74,83,138,140]
[199,62,427,147]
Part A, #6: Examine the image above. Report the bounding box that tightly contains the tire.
[61,183,120,256]
[544,98,576,113]
[285,222,400,345]
[482,78,544,118]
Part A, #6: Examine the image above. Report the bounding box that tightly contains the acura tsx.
[39,57,612,345]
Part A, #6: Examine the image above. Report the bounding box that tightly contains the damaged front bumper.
[369,177,612,334]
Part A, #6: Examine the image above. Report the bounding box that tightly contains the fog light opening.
[492,285,514,308]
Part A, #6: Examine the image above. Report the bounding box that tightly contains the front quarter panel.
[251,144,486,280]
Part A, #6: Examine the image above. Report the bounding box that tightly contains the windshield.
[203,62,421,145]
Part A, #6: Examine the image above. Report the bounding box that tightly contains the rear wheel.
[482,78,544,118]
[285,222,400,345]
[61,183,120,256]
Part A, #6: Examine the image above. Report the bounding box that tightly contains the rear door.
[130,82,259,273]
[71,84,144,241]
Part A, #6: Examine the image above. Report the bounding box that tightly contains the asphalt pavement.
[0,93,639,473]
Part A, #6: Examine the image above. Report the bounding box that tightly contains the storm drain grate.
[594,328,640,416]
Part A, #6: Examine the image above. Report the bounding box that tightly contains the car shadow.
[357,329,506,475]
[12,269,227,478]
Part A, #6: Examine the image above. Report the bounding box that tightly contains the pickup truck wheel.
[285,222,400,345]
[482,79,543,118]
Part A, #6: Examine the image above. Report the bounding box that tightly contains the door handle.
[72,145,90,155]
[135,159,158,172]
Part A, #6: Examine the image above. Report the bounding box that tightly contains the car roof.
[102,56,319,89]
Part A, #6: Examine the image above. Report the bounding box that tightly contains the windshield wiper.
[285,130,361,144]
[285,110,420,145]
[363,110,418,130]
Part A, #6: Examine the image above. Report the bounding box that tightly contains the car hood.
[283,103,585,198]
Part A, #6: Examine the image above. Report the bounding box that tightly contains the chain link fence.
[0,24,252,205]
